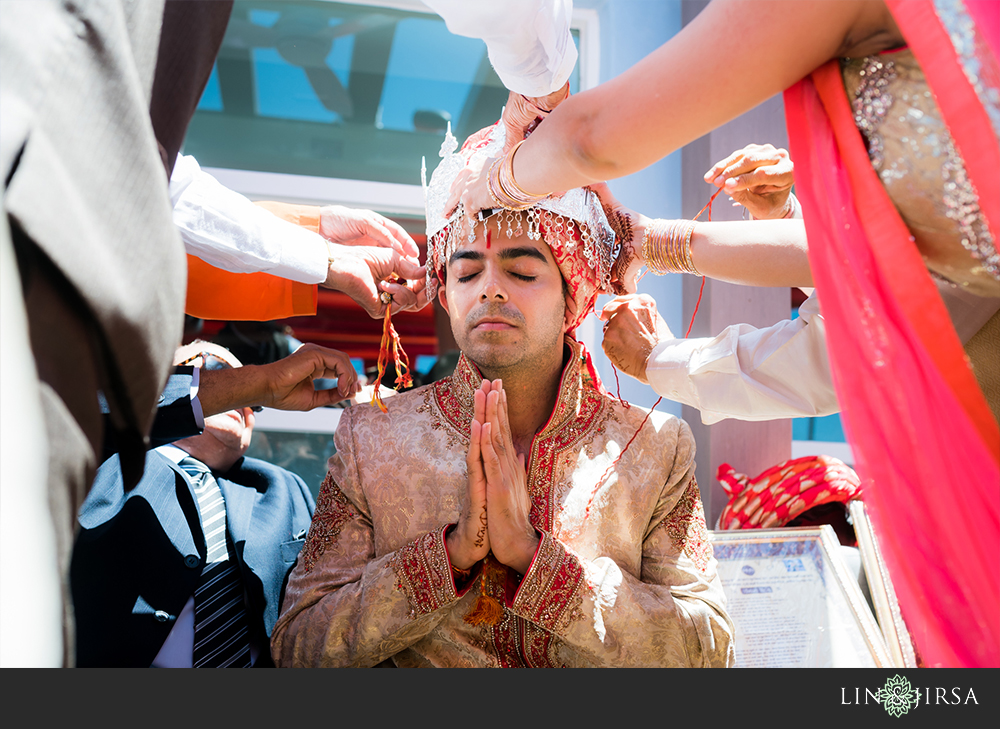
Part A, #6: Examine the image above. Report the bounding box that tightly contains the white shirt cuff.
[645,338,708,408]
[190,367,204,429]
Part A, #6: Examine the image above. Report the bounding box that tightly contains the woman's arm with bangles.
[447,0,903,217]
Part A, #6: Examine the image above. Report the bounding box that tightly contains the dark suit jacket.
[100,368,202,464]
[70,450,315,667]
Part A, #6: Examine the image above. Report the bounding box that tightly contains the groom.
[271,124,733,667]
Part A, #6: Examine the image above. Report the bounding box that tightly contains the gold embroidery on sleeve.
[301,472,358,573]
[389,527,457,618]
[512,532,586,633]
[662,478,713,572]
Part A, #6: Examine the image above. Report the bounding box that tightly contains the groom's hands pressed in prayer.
[446,379,540,575]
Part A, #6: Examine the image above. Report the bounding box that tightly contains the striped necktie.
[179,457,252,668]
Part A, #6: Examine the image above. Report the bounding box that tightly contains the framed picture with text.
[710,525,891,667]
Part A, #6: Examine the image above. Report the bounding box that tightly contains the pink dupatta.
[784,0,1000,667]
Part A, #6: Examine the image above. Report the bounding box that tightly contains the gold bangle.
[672,219,698,274]
[503,140,549,202]
[486,157,507,210]
[488,140,549,210]
[675,220,699,275]
[642,219,699,275]
[664,220,684,273]
[642,219,670,275]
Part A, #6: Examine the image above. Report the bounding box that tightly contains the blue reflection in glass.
[378,18,484,132]
[326,22,354,89]
[254,48,340,123]
[249,9,280,27]
[197,64,223,112]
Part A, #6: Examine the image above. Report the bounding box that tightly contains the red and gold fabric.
[715,456,862,531]
[422,122,616,333]
[271,337,733,667]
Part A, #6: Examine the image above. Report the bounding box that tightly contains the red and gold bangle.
[642,219,699,275]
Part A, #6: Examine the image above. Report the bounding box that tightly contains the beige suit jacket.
[1,0,185,461]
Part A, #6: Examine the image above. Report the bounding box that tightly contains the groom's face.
[438,217,569,373]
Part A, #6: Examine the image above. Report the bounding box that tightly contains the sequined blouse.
[842,49,1000,297]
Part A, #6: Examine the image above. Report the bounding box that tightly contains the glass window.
[246,428,337,501]
[789,298,848,446]
[792,414,847,443]
[183,0,581,186]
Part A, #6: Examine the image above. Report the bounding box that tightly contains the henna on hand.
[608,210,635,295]
[605,206,637,295]
[473,507,488,549]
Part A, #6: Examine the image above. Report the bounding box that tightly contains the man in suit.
[0,1,421,668]
[71,341,324,667]
[0,0,233,666]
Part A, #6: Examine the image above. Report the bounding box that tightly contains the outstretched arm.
[594,180,812,294]
[600,292,839,423]
[171,155,426,316]
[255,200,429,317]
[197,343,362,416]
[597,143,837,423]
[452,0,903,216]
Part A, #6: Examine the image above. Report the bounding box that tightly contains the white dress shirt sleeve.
[422,0,577,97]
[169,154,329,284]
[644,292,840,424]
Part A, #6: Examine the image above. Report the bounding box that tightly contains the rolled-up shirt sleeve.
[645,292,840,424]
[169,154,329,284]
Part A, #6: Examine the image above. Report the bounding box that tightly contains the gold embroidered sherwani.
[272,338,734,667]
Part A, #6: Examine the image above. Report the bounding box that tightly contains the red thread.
[370,291,413,413]
[683,187,721,338]
[581,186,720,523]
[696,188,723,222]
[611,361,630,409]
[581,395,663,521]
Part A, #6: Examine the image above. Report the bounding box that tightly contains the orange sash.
[184,201,321,321]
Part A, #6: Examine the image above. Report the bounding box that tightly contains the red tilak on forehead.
[486,227,491,249]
